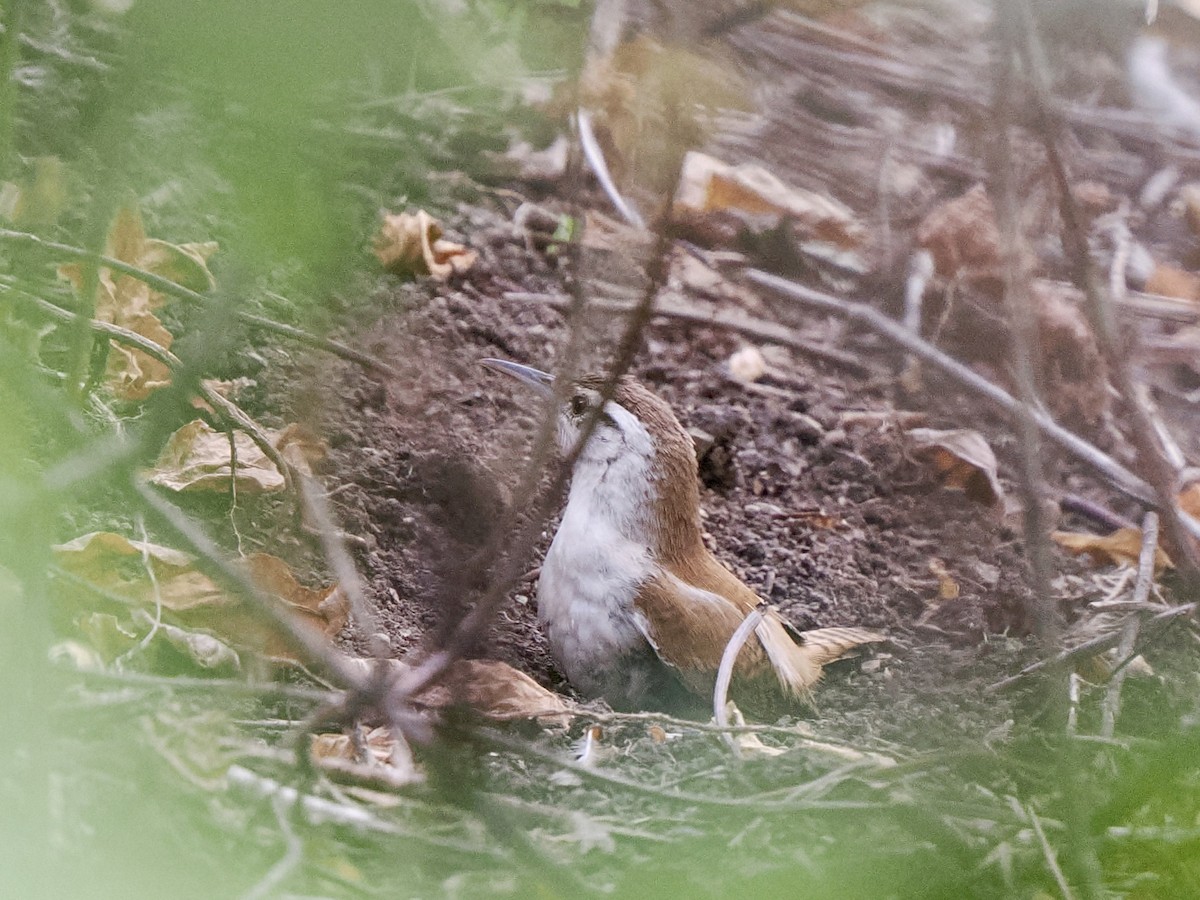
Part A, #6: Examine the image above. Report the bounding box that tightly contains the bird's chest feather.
[536,450,659,695]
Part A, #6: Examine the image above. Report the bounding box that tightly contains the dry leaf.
[149,420,285,493]
[1052,528,1173,571]
[907,427,1004,507]
[438,659,574,726]
[1143,264,1200,303]
[373,210,476,280]
[57,205,217,400]
[311,726,394,765]
[341,655,573,726]
[1181,480,1200,518]
[148,420,326,493]
[275,422,328,476]
[673,151,865,255]
[52,532,348,669]
[928,558,961,602]
[917,184,1001,281]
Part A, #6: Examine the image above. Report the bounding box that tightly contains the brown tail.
[797,626,886,667]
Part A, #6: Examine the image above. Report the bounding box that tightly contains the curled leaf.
[57,204,217,400]
[373,210,476,280]
[1052,528,1172,571]
[673,151,865,256]
[907,427,1004,507]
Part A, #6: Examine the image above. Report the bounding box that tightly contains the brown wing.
[639,551,884,700]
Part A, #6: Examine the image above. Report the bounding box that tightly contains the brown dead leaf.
[1181,480,1200,518]
[928,559,961,602]
[339,655,573,726]
[57,205,217,400]
[437,659,573,726]
[916,184,1001,281]
[907,427,1004,507]
[309,726,411,774]
[1144,264,1200,303]
[373,210,476,280]
[52,532,348,669]
[149,420,285,493]
[673,151,866,257]
[275,422,328,477]
[1052,528,1173,571]
[148,420,326,493]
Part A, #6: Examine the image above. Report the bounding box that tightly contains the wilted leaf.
[309,724,422,790]
[373,210,476,280]
[340,655,573,726]
[52,532,348,669]
[149,420,285,493]
[276,422,328,476]
[673,151,865,256]
[1181,480,1200,518]
[1143,264,1200,303]
[928,559,961,602]
[57,204,217,400]
[916,184,1001,281]
[907,427,1004,507]
[1052,528,1173,571]
[151,617,242,671]
[150,419,327,494]
[436,659,573,726]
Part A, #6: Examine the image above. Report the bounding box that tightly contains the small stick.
[987,602,1196,692]
[713,605,765,757]
[1100,512,1159,738]
[743,269,1163,510]
[0,229,399,378]
[503,290,878,376]
[3,282,297,491]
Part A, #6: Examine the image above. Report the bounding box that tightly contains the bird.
[481,358,884,711]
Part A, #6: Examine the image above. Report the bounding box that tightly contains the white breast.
[536,401,659,697]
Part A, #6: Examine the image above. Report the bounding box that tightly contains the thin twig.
[503,290,879,376]
[986,34,1061,646]
[0,229,399,378]
[1100,512,1159,738]
[742,269,1170,511]
[986,602,1196,692]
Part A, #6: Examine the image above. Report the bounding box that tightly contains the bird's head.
[481,357,705,556]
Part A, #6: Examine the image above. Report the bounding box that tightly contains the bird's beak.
[480,358,554,398]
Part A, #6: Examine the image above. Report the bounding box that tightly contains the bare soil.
[264,0,1200,742]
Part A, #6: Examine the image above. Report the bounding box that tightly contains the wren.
[482,358,882,711]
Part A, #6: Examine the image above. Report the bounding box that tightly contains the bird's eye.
[570,394,589,416]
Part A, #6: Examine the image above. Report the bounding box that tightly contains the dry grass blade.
[0,228,399,378]
[1100,512,1159,739]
